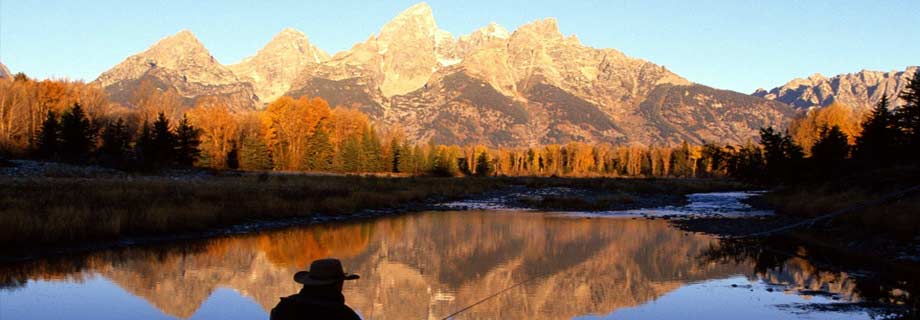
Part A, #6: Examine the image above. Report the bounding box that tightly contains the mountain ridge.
[93,2,796,146]
[753,66,918,111]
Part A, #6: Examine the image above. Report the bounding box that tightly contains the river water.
[0,193,894,319]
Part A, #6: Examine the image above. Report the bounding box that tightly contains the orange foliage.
[790,103,862,153]
[186,97,240,168]
[262,96,332,170]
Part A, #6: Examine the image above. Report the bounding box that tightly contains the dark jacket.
[270,286,361,320]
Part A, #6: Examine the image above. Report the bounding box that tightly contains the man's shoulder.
[271,295,361,320]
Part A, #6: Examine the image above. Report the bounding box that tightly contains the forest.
[1,71,918,184]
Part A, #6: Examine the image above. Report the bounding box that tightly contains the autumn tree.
[789,102,861,153]
[187,98,239,168]
[262,96,331,170]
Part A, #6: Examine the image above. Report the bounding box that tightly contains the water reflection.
[0,210,896,319]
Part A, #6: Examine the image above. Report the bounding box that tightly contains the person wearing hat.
[270,258,362,320]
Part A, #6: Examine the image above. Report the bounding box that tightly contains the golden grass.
[0,175,509,251]
[763,166,920,239]
[0,174,745,252]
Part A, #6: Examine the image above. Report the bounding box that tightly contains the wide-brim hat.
[294,259,360,286]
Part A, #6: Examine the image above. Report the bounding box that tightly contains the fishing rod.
[439,275,540,320]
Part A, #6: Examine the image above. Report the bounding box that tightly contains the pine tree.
[810,125,850,173]
[59,103,95,162]
[339,136,363,172]
[759,127,804,184]
[390,136,403,173]
[35,111,60,159]
[854,95,896,166]
[239,134,273,170]
[475,152,493,177]
[303,126,335,171]
[99,118,132,167]
[135,122,154,170]
[895,71,920,158]
[174,115,201,167]
[669,141,693,177]
[150,112,176,167]
[361,126,383,172]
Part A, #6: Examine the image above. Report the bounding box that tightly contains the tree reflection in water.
[700,236,917,319]
[0,211,910,319]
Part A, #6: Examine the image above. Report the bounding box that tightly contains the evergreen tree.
[759,127,804,184]
[669,141,693,177]
[390,136,403,173]
[810,125,850,175]
[726,144,765,183]
[474,152,493,177]
[239,134,273,170]
[339,136,363,172]
[150,112,176,167]
[59,103,95,162]
[174,115,201,167]
[895,71,920,158]
[303,126,335,171]
[99,118,132,167]
[225,144,240,170]
[35,111,60,159]
[361,126,383,172]
[135,122,154,170]
[854,95,896,166]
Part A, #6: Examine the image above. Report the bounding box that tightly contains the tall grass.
[0,174,746,253]
[0,175,509,251]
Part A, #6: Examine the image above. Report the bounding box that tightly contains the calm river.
[0,193,892,319]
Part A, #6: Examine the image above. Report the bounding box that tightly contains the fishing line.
[439,274,540,320]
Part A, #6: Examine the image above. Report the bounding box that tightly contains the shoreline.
[0,174,742,262]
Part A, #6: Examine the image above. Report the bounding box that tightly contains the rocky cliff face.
[95,2,796,146]
[285,8,793,146]
[94,30,258,111]
[753,66,918,111]
[228,28,330,103]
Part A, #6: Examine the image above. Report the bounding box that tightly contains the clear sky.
[1,0,917,93]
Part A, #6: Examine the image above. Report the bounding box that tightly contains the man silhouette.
[270,259,361,320]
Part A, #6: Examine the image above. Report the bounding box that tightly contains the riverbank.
[0,161,747,259]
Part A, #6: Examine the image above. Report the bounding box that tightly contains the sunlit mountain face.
[92,2,795,147]
[1,210,895,320]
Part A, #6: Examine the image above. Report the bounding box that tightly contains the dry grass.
[0,175,509,251]
[763,166,920,240]
[0,174,746,252]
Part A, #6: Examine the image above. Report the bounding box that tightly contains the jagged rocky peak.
[330,1,459,97]
[230,28,330,103]
[753,66,918,110]
[514,18,564,41]
[457,22,510,56]
[95,29,240,88]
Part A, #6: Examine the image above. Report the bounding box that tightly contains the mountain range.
[90,2,915,146]
[753,66,918,112]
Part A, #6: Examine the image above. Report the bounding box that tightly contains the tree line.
[2,71,917,178]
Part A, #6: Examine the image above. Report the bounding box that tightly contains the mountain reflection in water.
[0,210,885,319]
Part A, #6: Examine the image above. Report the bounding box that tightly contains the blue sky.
[1,0,917,93]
